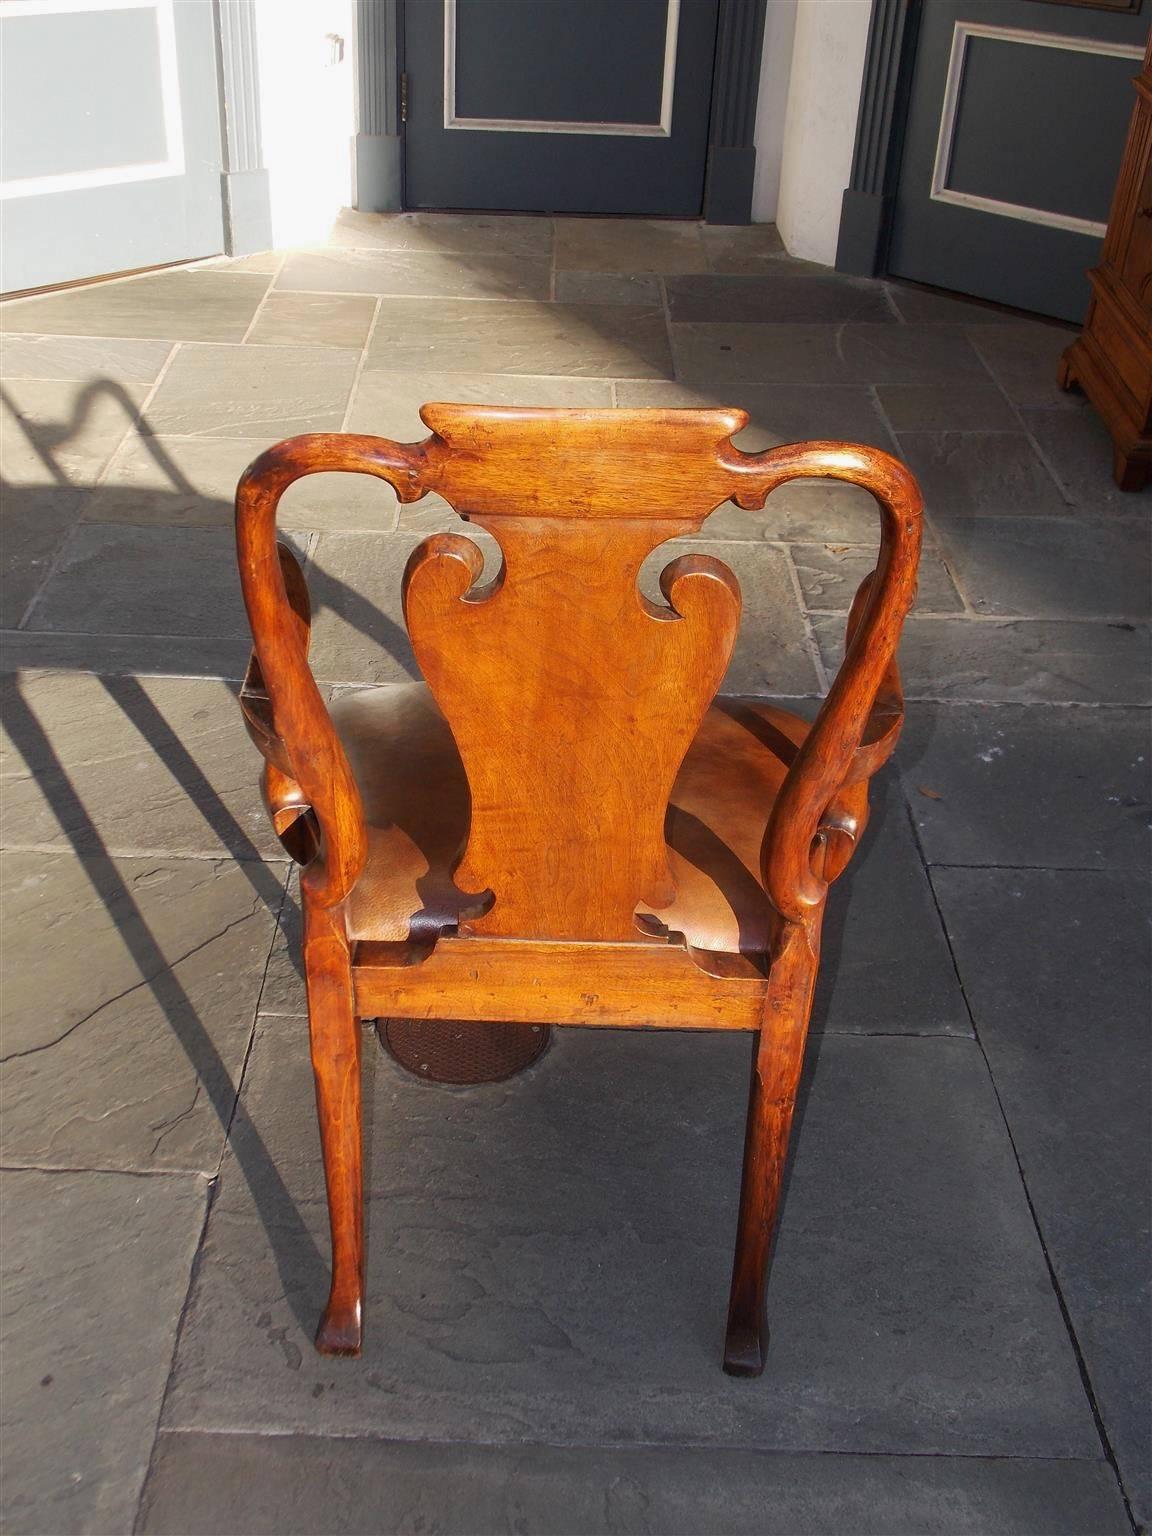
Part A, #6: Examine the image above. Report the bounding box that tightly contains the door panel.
[452,0,669,126]
[403,0,720,216]
[0,0,224,293]
[888,1,1148,321]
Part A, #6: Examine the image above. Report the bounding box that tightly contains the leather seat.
[331,683,810,955]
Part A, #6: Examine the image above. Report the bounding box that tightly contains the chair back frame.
[236,406,922,936]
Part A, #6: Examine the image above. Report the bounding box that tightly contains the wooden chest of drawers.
[1060,36,1152,491]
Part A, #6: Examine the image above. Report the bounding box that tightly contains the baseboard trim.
[355,134,403,213]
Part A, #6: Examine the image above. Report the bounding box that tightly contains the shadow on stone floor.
[0,680,331,1335]
[0,385,433,1337]
[2,379,422,677]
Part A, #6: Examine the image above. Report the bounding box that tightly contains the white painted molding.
[356,0,399,136]
[930,22,1144,239]
[442,0,680,137]
[218,0,263,175]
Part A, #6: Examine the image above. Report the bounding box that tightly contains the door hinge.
[400,72,408,124]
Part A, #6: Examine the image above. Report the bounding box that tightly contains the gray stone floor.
[0,212,1148,1536]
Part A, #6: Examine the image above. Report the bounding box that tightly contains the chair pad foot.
[722,1321,767,1377]
[316,1301,362,1356]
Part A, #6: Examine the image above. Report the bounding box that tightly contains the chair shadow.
[1,378,420,684]
[0,684,328,1331]
[0,378,430,1333]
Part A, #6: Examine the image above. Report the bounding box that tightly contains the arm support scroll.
[726,441,923,926]
[235,432,428,908]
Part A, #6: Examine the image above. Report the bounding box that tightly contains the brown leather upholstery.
[331,683,811,955]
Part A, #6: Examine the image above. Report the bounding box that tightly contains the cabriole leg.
[304,900,363,1355]
[724,918,822,1377]
[1113,443,1151,492]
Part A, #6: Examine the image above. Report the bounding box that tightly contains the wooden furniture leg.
[1113,442,1151,492]
[723,914,823,1377]
[304,900,364,1355]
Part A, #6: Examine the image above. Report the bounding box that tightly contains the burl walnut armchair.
[235,406,923,1376]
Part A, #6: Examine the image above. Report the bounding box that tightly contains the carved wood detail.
[403,526,741,940]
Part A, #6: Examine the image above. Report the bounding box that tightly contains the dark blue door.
[403,0,720,216]
[888,0,1149,320]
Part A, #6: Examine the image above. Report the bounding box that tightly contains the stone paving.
[0,213,1148,1536]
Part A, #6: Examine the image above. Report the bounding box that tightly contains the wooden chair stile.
[236,405,923,1375]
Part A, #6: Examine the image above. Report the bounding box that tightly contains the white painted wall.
[253,0,356,248]
[751,0,799,224]
[762,0,872,266]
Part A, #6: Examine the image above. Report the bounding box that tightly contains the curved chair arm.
[728,442,923,926]
[834,568,905,787]
[235,432,426,908]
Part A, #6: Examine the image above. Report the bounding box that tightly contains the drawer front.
[1092,296,1150,408]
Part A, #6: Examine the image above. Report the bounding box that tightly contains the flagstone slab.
[897,702,1152,870]
[933,866,1151,1525]
[0,669,286,862]
[0,848,278,1173]
[139,1432,1129,1536]
[1,1169,206,1536]
[0,272,270,342]
[162,1026,1096,1461]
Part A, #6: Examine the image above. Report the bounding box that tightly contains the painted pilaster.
[835,0,920,275]
[355,0,402,211]
[705,0,770,224]
[217,0,273,253]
